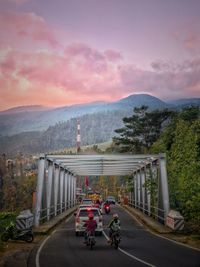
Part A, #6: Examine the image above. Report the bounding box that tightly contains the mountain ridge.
[0,94,168,136]
[0,93,200,155]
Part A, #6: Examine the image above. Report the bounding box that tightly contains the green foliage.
[178,106,200,121]
[2,175,36,211]
[0,212,17,233]
[167,119,200,221]
[113,105,200,224]
[0,212,17,250]
[151,107,200,223]
[113,106,174,153]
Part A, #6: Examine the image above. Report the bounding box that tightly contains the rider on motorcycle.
[108,213,120,243]
[103,200,110,210]
[84,213,97,243]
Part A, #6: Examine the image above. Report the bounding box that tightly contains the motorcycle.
[111,230,121,249]
[1,223,34,243]
[85,231,96,250]
[104,204,110,214]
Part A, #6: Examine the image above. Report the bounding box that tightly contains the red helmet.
[88,213,94,219]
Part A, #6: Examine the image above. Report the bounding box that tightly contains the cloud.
[0,11,60,48]
[104,50,123,62]
[0,44,124,108]
[119,58,200,99]
[173,27,200,55]
[0,40,200,110]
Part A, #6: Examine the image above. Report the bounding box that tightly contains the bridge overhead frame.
[34,153,169,226]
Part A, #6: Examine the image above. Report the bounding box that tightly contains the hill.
[0,94,200,155]
[0,94,168,136]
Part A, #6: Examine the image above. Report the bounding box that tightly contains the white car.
[75,207,103,236]
[81,199,93,205]
[106,196,116,204]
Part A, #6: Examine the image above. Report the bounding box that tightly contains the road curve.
[29,205,200,267]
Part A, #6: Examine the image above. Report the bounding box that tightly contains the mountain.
[0,93,200,155]
[0,94,169,137]
[167,98,200,108]
[0,110,126,155]
[0,105,51,114]
[114,94,169,110]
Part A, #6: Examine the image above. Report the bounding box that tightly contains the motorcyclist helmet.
[88,213,94,220]
[113,213,118,220]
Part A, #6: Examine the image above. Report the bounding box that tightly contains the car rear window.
[78,209,100,217]
[82,200,93,204]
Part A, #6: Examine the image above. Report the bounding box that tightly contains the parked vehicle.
[1,222,34,243]
[74,207,103,236]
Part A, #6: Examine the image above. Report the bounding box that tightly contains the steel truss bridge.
[34,154,169,226]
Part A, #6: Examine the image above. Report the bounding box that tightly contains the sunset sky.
[0,0,200,111]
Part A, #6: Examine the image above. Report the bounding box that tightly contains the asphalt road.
[29,205,200,267]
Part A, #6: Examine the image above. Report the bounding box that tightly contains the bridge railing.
[128,201,165,223]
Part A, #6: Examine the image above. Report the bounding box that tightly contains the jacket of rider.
[108,218,120,231]
[84,219,97,234]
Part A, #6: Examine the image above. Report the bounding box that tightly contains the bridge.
[34,153,169,226]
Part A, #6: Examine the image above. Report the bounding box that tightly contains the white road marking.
[35,235,51,267]
[102,230,156,267]
[35,214,73,267]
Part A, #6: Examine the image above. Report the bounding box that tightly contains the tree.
[151,106,200,223]
[113,106,174,153]
[168,119,200,222]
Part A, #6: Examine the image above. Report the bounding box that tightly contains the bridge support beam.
[60,168,64,213]
[158,154,170,222]
[46,161,53,221]
[130,155,169,224]
[134,173,137,208]
[74,177,77,205]
[34,156,45,227]
[64,171,68,210]
[54,165,60,216]
[68,173,71,208]
[141,169,146,213]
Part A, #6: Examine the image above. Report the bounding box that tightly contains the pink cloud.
[120,58,200,99]
[173,27,200,55]
[0,44,124,109]
[104,50,123,62]
[0,11,60,48]
[0,42,200,110]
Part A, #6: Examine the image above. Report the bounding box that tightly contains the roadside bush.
[0,212,17,250]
